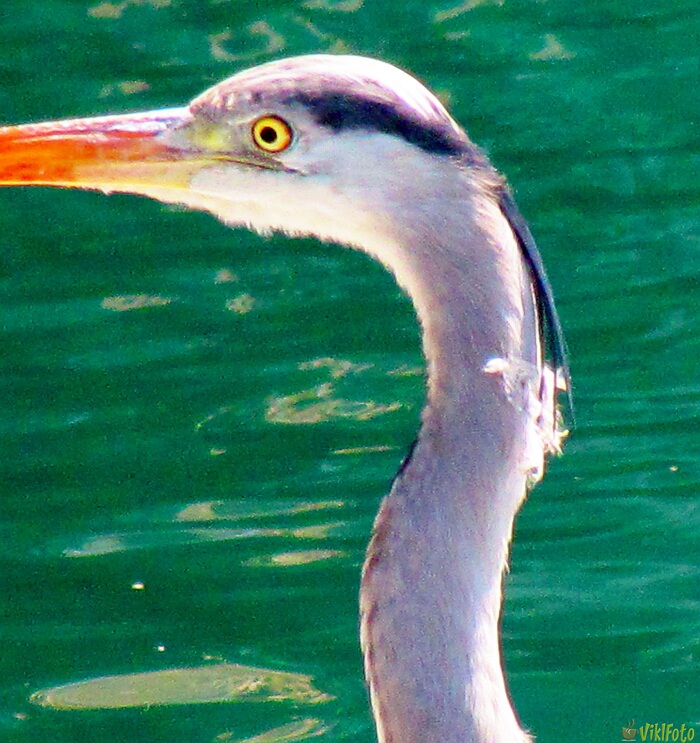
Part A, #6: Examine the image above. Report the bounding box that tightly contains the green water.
[1,1,698,741]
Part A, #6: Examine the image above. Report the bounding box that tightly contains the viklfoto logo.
[622,722,697,742]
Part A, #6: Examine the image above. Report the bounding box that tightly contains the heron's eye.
[251,116,293,153]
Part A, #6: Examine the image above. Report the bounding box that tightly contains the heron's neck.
[359,188,537,743]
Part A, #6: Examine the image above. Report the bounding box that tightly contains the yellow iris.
[251,116,293,153]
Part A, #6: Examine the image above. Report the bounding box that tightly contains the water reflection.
[30,663,333,709]
[236,718,330,743]
[60,499,349,557]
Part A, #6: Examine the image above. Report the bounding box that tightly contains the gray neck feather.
[359,171,539,743]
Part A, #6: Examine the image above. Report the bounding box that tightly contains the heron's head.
[0,54,572,431]
[0,55,493,257]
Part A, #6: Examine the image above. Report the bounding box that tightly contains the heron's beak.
[0,107,202,195]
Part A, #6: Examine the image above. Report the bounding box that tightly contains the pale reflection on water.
[59,498,352,557]
[30,663,333,710]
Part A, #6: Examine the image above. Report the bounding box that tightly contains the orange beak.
[0,107,198,194]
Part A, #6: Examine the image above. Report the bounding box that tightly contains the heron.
[0,54,569,742]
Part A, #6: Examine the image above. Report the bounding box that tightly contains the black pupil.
[259,125,278,144]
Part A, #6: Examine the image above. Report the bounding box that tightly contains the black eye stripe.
[286,92,474,158]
